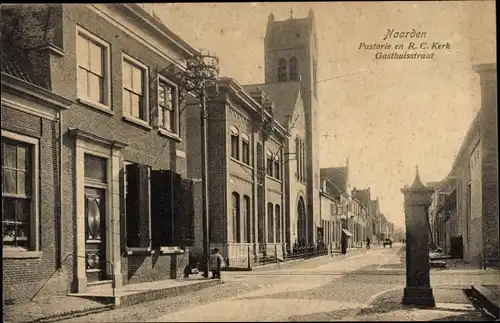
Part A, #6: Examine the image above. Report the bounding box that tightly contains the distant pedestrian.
[209,248,225,279]
[366,237,371,249]
[341,235,348,255]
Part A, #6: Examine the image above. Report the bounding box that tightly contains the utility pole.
[200,88,210,278]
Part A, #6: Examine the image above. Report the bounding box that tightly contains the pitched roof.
[320,167,348,193]
[243,82,301,128]
[353,188,370,208]
[1,46,47,89]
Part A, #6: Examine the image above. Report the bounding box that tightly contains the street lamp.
[174,50,220,278]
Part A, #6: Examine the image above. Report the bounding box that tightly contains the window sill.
[159,246,185,254]
[122,116,153,130]
[77,98,114,116]
[230,157,253,170]
[126,247,152,255]
[158,128,182,142]
[3,250,42,259]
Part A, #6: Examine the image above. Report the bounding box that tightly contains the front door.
[84,187,107,282]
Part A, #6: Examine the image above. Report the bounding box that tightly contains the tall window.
[230,126,239,159]
[295,137,300,180]
[241,134,250,165]
[278,58,287,82]
[2,138,36,251]
[158,78,178,134]
[289,57,298,81]
[243,195,251,243]
[313,59,318,97]
[273,155,280,180]
[266,151,274,177]
[267,203,274,243]
[77,30,109,105]
[467,182,471,243]
[123,56,148,121]
[232,192,240,242]
[275,204,281,243]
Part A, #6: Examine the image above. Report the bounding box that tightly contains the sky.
[142,1,496,229]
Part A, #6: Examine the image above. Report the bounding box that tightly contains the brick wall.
[1,106,66,304]
[121,250,189,285]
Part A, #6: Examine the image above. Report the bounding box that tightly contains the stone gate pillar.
[401,166,435,307]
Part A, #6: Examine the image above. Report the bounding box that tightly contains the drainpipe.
[59,110,64,269]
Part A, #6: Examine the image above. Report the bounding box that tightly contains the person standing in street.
[341,235,348,255]
[209,248,225,279]
[366,237,371,249]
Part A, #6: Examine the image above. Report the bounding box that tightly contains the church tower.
[264,9,321,243]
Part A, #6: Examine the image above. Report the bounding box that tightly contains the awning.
[342,229,353,237]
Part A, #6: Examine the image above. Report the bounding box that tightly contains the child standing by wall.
[209,248,225,279]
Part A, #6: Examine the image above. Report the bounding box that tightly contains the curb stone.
[471,284,500,320]
[25,304,115,323]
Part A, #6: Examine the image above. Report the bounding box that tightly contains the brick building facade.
[434,63,498,268]
[1,49,73,304]
[186,77,287,267]
[2,3,200,302]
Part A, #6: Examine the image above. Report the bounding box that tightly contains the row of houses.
[1,4,397,304]
[428,63,498,269]
[319,159,395,249]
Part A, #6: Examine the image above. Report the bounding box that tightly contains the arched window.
[232,192,240,242]
[273,152,280,180]
[243,195,251,243]
[278,58,287,82]
[230,126,239,160]
[241,133,250,165]
[295,137,300,181]
[313,59,318,96]
[266,150,274,177]
[267,202,274,243]
[289,57,298,81]
[275,204,281,243]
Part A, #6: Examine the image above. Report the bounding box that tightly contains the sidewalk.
[3,277,221,323]
[345,285,494,321]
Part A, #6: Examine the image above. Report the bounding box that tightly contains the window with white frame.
[158,77,179,134]
[122,54,149,121]
[241,134,250,165]
[266,150,274,177]
[77,28,110,106]
[273,154,280,180]
[2,132,38,251]
[230,126,239,160]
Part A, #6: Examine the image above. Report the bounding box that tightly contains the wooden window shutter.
[125,163,150,248]
[137,164,151,248]
[150,169,170,248]
[180,178,195,246]
[119,167,127,252]
[170,172,183,245]
[126,163,140,248]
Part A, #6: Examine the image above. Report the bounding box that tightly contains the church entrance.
[297,197,307,246]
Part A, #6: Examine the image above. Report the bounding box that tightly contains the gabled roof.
[353,188,370,209]
[320,167,348,193]
[1,48,46,89]
[243,82,302,128]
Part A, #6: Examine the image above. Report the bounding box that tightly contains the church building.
[244,9,322,251]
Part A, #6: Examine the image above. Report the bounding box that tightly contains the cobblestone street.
[60,244,497,322]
